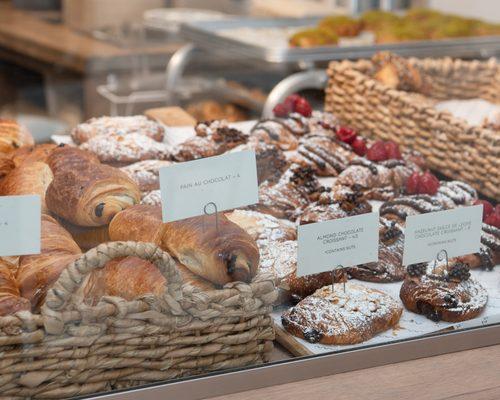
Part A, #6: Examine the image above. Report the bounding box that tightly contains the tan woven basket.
[0,242,277,399]
[325,57,500,200]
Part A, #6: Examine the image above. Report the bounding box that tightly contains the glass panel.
[0,1,499,399]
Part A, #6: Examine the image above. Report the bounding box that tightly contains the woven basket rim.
[327,57,500,143]
[1,241,277,335]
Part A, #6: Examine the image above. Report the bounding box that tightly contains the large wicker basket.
[325,57,500,200]
[0,242,277,399]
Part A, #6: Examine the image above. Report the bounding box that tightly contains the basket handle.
[41,241,183,321]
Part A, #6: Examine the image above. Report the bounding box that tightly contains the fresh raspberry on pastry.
[383,140,402,160]
[335,126,357,144]
[366,140,388,161]
[351,136,367,156]
[405,171,440,195]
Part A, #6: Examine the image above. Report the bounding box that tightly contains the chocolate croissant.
[109,204,260,285]
[0,161,53,213]
[0,260,30,316]
[45,146,140,226]
[17,215,82,310]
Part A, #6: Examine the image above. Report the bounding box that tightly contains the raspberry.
[384,140,402,160]
[283,94,301,112]
[336,126,357,144]
[406,171,421,194]
[294,97,313,117]
[496,204,500,215]
[351,136,367,156]
[484,212,500,228]
[273,103,290,118]
[366,140,388,162]
[418,171,440,195]
[473,199,494,221]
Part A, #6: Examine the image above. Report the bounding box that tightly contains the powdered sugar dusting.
[80,133,171,163]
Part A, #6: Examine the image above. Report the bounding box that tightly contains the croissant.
[45,146,141,226]
[0,161,53,213]
[17,215,82,310]
[109,205,260,285]
[0,119,34,154]
[0,153,15,179]
[0,260,30,316]
[83,255,215,306]
[12,143,57,167]
[58,219,111,251]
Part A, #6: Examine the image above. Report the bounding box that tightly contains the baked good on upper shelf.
[186,100,249,122]
[282,282,403,344]
[80,132,171,166]
[230,141,289,185]
[109,204,260,285]
[372,51,426,93]
[45,146,141,227]
[0,259,30,316]
[254,165,324,221]
[171,120,247,162]
[0,161,53,213]
[0,119,34,154]
[120,160,173,192]
[17,215,82,311]
[71,115,165,145]
[11,144,57,167]
[400,261,488,322]
[347,218,406,282]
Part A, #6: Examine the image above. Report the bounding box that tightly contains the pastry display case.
[1,2,500,399]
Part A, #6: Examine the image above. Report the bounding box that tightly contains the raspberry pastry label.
[159,150,258,222]
[403,205,483,266]
[297,212,379,277]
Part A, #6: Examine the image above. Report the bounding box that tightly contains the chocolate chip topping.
[95,203,105,217]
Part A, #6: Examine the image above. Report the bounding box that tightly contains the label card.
[402,205,483,266]
[0,195,41,257]
[159,150,258,222]
[297,212,379,277]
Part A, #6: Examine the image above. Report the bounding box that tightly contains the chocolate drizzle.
[349,159,379,175]
[478,247,494,271]
[251,116,309,139]
[380,159,406,169]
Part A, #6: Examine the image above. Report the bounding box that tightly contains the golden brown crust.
[12,143,57,167]
[160,214,259,285]
[0,119,34,154]
[109,205,260,285]
[46,146,141,226]
[282,283,402,344]
[17,215,82,310]
[0,261,30,316]
[177,263,216,291]
[109,204,164,245]
[0,153,15,179]
[58,219,111,251]
[0,161,53,213]
[83,256,167,305]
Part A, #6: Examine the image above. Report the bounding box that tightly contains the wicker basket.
[0,242,277,399]
[325,57,500,200]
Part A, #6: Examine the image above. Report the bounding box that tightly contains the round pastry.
[282,282,402,344]
[347,218,405,282]
[71,115,165,144]
[400,262,488,322]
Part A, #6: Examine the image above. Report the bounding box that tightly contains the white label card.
[297,212,379,277]
[159,150,259,222]
[0,195,41,257]
[403,205,483,266]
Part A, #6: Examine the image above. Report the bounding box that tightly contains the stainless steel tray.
[180,17,500,63]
